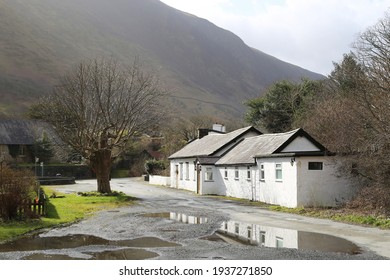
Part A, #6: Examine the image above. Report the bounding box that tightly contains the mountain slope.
[0,0,324,119]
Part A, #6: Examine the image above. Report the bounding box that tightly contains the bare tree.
[34,58,166,193]
[302,12,390,199]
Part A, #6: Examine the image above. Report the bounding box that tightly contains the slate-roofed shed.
[0,120,46,145]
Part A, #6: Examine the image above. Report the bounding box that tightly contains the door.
[196,164,201,194]
[251,169,257,201]
[174,165,179,189]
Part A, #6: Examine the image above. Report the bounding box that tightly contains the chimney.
[198,128,210,139]
[212,123,226,133]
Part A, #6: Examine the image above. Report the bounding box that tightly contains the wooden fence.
[18,199,46,217]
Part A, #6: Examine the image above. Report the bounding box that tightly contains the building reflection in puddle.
[141,212,208,224]
[169,212,208,224]
[215,221,361,255]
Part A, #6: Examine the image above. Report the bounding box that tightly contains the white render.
[280,135,321,153]
[168,127,356,208]
[252,156,355,207]
[296,156,354,207]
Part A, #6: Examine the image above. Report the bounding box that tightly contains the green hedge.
[15,164,93,179]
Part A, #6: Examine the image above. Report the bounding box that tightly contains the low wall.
[149,175,171,186]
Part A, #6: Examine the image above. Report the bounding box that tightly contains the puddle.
[113,237,179,248]
[0,234,179,260]
[141,212,208,224]
[22,254,85,260]
[203,221,361,255]
[22,248,159,260]
[90,248,159,260]
[0,234,108,252]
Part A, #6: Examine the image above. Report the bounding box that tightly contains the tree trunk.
[91,150,112,194]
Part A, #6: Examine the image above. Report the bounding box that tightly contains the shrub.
[144,159,166,175]
[346,185,390,216]
[0,165,40,220]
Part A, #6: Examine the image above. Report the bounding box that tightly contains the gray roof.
[0,119,54,145]
[169,126,259,159]
[216,129,303,165]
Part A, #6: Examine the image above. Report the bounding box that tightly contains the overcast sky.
[160,0,390,75]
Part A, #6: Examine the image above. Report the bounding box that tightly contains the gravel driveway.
[0,177,389,260]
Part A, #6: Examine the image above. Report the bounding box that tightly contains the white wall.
[296,156,355,207]
[170,159,225,195]
[281,136,321,153]
[149,175,171,186]
[219,166,254,200]
[255,158,298,208]
[170,158,197,192]
[200,165,223,195]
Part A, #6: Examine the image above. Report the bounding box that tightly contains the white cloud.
[161,0,390,75]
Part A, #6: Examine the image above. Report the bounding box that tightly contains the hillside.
[0,0,324,120]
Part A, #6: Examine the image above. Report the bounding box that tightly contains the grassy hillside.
[0,0,324,119]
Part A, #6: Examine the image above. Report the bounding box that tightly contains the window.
[275,163,283,181]
[224,167,228,178]
[276,237,284,248]
[308,162,323,170]
[260,231,266,247]
[235,223,240,235]
[247,166,251,180]
[179,163,183,180]
[260,164,265,180]
[185,162,189,180]
[234,167,239,180]
[247,226,252,239]
[205,167,213,181]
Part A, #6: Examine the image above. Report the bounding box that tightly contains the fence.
[18,199,46,217]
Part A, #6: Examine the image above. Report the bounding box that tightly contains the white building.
[168,126,355,208]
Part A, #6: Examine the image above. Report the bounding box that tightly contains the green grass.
[0,187,137,242]
[269,205,390,229]
[211,195,390,229]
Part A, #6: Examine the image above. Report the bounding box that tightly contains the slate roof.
[169,126,260,159]
[215,128,327,165]
[0,119,54,145]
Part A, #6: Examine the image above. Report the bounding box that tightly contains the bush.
[0,165,39,220]
[346,186,390,216]
[144,159,166,175]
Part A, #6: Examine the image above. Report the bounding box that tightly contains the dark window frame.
[308,162,323,170]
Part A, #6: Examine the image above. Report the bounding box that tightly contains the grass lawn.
[268,205,390,229]
[210,195,390,229]
[0,187,137,242]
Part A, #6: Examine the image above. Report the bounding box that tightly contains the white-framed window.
[235,223,240,235]
[224,167,228,178]
[260,231,266,247]
[247,166,251,180]
[179,163,183,180]
[308,162,323,170]
[185,162,189,180]
[205,167,213,181]
[275,163,283,181]
[234,166,239,180]
[247,226,252,239]
[276,237,284,248]
[260,163,265,180]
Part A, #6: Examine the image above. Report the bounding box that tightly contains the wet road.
[1,178,389,260]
